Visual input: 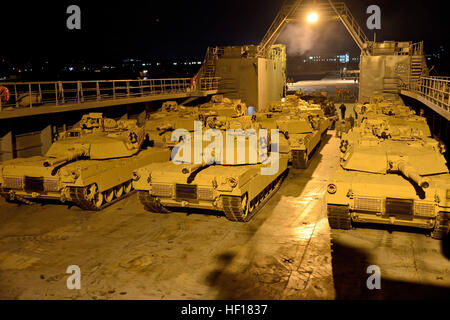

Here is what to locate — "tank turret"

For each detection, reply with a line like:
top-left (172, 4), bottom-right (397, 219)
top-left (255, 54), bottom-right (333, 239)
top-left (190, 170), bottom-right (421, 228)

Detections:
top-left (43, 149), bottom-right (87, 167)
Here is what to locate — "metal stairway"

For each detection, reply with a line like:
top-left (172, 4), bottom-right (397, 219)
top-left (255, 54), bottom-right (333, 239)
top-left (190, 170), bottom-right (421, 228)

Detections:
top-left (258, 0), bottom-right (371, 56)
top-left (258, 0), bottom-right (302, 56)
top-left (410, 55), bottom-right (428, 89)
top-left (327, 1), bottom-right (370, 54)
top-left (197, 47), bottom-right (221, 78)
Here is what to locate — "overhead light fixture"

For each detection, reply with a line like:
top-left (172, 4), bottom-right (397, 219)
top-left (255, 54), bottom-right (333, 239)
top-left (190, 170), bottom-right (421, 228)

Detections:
top-left (307, 12), bottom-right (319, 23)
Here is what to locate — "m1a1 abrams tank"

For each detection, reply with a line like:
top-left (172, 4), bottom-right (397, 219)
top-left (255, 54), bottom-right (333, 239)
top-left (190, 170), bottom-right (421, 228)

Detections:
top-left (326, 121), bottom-right (450, 239)
top-left (255, 100), bottom-right (329, 169)
top-left (145, 101), bottom-right (199, 148)
top-left (144, 97), bottom-right (247, 148)
top-left (198, 94), bottom-right (247, 118)
top-left (355, 96), bottom-right (414, 121)
top-left (133, 116), bottom-right (289, 222)
top-left (295, 90), bottom-right (338, 129)
top-left (0, 113), bottom-right (171, 210)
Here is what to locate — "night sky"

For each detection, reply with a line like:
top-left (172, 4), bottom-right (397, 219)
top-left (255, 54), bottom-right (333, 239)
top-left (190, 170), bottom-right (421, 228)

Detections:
top-left (1, 0), bottom-right (448, 63)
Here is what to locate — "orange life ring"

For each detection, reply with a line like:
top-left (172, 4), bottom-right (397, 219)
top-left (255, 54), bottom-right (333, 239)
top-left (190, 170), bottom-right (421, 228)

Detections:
top-left (0, 86), bottom-right (10, 105)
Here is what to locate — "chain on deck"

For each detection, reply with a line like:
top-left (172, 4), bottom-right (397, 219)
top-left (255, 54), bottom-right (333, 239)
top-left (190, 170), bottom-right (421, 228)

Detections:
top-left (0, 190), bottom-right (36, 205)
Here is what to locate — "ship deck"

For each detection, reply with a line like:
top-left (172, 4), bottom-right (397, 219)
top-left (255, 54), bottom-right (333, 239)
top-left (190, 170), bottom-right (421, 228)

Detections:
top-left (0, 131), bottom-right (449, 299)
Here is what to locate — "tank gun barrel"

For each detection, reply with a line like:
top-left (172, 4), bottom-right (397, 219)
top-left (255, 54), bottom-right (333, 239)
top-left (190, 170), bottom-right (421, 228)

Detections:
top-left (397, 161), bottom-right (430, 188)
top-left (43, 150), bottom-right (86, 167)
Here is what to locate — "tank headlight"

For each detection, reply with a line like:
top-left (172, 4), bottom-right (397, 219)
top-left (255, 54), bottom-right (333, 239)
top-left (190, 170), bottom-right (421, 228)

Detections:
top-left (132, 171), bottom-right (140, 181)
top-left (439, 143), bottom-right (446, 154)
top-left (228, 177), bottom-right (238, 188)
top-left (147, 173), bottom-right (152, 184)
top-left (327, 184), bottom-right (337, 194)
top-left (340, 140), bottom-right (348, 153)
top-left (71, 170), bottom-right (79, 179)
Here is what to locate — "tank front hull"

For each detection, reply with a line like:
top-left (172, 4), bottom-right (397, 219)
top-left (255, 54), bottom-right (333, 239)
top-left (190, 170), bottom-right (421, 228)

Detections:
top-left (135, 154), bottom-right (289, 221)
top-left (326, 167), bottom-right (450, 230)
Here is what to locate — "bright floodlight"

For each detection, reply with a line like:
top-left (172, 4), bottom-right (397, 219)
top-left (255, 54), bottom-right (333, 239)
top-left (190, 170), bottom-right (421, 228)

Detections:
top-left (307, 12), bottom-right (319, 23)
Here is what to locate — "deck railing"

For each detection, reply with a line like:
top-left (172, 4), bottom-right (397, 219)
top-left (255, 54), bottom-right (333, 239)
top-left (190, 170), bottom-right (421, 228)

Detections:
top-left (0, 77), bottom-right (220, 111)
top-left (401, 76), bottom-right (450, 114)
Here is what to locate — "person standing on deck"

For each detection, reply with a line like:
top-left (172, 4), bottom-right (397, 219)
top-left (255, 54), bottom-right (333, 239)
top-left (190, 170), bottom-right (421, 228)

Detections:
top-left (339, 103), bottom-right (346, 120)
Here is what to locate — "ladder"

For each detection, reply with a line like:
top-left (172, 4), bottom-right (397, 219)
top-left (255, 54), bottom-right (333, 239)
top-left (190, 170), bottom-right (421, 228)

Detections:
top-left (410, 56), bottom-right (428, 89)
top-left (408, 42), bottom-right (429, 89)
top-left (197, 47), bottom-right (221, 78)
top-left (258, 0), bottom-right (302, 56)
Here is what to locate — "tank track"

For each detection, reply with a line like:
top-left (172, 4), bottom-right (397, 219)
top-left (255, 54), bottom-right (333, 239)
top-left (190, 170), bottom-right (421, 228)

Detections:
top-left (137, 191), bottom-right (170, 213)
top-left (222, 169), bottom-right (288, 222)
top-left (291, 130), bottom-right (327, 169)
top-left (431, 212), bottom-right (449, 240)
top-left (68, 183), bottom-right (135, 211)
top-left (291, 150), bottom-right (309, 169)
top-left (327, 204), bottom-right (352, 230)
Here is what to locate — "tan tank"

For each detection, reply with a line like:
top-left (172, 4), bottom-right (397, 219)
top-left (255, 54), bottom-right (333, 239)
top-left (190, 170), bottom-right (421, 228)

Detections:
top-left (0, 113), bottom-right (171, 210)
top-left (355, 96), bottom-right (415, 122)
top-left (145, 96), bottom-right (248, 148)
top-left (326, 118), bottom-right (450, 239)
top-left (133, 116), bottom-right (289, 222)
top-left (145, 101), bottom-right (199, 148)
top-left (295, 90), bottom-right (339, 128)
top-left (255, 100), bottom-right (329, 168)
top-left (198, 94), bottom-right (248, 118)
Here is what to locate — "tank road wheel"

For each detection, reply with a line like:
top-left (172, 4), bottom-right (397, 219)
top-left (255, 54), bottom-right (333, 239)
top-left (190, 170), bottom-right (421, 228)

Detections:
top-left (83, 184), bottom-right (104, 209)
top-left (92, 192), bottom-right (104, 209)
top-left (123, 180), bottom-right (133, 194)
top-left (114, 185), bottom-right (124, 198)
top-left (327, 204), bottom-right (351, 230)
top-left (104, 188), bottom-right (115, 203)
top-left (431, 212), bottom-right (449, 240)
top-left (292, 150), bottom-right (309, 169)
top-left (84, 184), bottom-right (104, 209)
top-left (138, 191), bottom-right (170, 213)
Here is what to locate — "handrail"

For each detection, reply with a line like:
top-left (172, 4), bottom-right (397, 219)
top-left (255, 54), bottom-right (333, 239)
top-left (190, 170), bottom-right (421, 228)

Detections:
top-left (0, 77), bottom-right (220, 111)
top-left (400, 76), bottom-right (450, 114)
